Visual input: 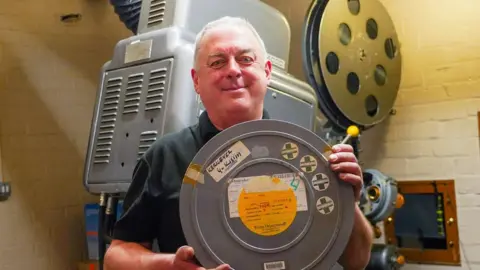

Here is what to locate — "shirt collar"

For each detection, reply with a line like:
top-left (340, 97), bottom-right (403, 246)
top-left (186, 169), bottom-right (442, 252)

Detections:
top-left (198, 109), bottom-right (270, 143)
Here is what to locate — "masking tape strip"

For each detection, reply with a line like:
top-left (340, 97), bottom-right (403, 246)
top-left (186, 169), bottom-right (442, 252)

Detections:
top-left (322, 146), bottom-right (333, 158)
top-left (183, 163), bottom-right (205, 186)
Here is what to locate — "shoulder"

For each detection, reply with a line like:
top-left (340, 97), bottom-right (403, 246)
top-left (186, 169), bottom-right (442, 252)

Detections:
top-left (142, 125), bottom-right (199, 168)
top-left (146, 125), bottom-right (198, 156)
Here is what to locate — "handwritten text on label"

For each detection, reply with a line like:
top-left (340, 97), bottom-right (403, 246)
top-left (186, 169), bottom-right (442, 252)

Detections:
top-left (207, 141), bottom-right (251, 182)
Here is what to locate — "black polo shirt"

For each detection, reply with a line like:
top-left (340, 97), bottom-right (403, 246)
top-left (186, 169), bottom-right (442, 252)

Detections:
top-left (112, 109), bottom-right (270, 253)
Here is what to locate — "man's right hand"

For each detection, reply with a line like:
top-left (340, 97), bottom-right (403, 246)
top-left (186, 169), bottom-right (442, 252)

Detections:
top-left (104, 240), bottom-right (232, 270)
top-left (173, 246), bottom-right (232, 270)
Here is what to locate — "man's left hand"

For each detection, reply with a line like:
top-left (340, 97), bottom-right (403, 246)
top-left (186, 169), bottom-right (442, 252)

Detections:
top-left (328, 144), bottom-right (363, 201)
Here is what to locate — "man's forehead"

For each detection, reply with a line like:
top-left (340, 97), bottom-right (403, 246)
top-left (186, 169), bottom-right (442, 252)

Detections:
top-left (207, 47), bottom-right (254, 57)
top-left (199, 26), bottom-right (259, 54)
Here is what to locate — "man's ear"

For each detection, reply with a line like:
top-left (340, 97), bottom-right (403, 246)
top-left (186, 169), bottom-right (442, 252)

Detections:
top-left (264, 60), bottom-right (272, 81)
top-left (191, 68), bottom-right (200, 94)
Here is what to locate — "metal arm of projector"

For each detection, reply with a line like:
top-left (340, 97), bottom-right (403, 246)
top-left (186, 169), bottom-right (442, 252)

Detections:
top-left (351, 137), bottom-right (360, 161)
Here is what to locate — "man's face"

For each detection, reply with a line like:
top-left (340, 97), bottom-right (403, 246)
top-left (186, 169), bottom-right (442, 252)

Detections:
top-left (191, 25), bottom-right (272, 124)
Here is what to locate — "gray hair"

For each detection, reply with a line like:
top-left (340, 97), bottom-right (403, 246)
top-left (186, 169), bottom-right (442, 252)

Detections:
top-left (193, 16), bottom-right (268, 69)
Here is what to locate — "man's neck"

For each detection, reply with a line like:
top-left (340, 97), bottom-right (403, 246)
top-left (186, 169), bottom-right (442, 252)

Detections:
top-left (209, 108), bottom-right (263, 131)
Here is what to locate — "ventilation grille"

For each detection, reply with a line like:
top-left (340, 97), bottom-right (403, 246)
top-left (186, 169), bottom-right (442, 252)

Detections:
top-left (146, 68), bottom-right (166, 111)
top-left (138, 131), bottom-right (158, 159)
top-left (94, 77), bottom-right (122, 164)
top-left (147, 0), bottom-right (166, 28)
top-left (123, 73), bottom-right (144, 115)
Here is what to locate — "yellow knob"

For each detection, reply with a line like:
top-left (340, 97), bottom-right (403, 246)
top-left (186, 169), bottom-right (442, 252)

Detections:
top-left (346, 125), bottom-right (360, 137)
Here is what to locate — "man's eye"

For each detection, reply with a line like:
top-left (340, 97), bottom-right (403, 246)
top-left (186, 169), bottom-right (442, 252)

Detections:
top-left (239, 56), bottom-right (253, 63)
top-left (210, 60), bottom-right (225, 68)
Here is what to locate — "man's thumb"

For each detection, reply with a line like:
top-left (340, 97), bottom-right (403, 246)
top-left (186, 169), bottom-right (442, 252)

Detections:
top-left (176, 245), bottom-right (195, 261)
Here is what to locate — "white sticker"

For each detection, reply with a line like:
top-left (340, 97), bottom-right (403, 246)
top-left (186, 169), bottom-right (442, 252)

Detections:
top-left (124, 39), bottom-right (152, 64)
top-left (264, 261), bottom-right (286, 270)
top-left (312, 173), bottom-right (330, 192)
top-left (299, 155), bottom-right (318, 173)
top-left (228, 172), bottom-right (308, 218)
top-left (206, 141), bottom-right (251, 182)
top-left (316, 196), bottom-right (335, 215)
top-left (281, 142), bottom-right (299, 160)
top-left (266, 53), bottom-right (286, 69)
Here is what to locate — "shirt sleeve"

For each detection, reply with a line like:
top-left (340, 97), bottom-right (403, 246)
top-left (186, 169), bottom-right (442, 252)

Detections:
top-left (112, 157), bottom-right (162, 243)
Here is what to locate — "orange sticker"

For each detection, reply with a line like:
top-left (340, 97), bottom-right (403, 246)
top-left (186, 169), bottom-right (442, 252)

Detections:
top-left (323, 146), bottom-right (333, 158)
top-left (238, 178), bottom-right (297, 236)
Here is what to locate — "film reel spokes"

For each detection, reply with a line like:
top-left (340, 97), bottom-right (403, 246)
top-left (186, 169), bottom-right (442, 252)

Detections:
top-left (303, 0), bottom-right (402, 132)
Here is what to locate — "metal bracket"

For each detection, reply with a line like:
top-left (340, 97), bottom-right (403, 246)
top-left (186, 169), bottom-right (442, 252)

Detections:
top-left (0, 182), bottom-right (11, 201)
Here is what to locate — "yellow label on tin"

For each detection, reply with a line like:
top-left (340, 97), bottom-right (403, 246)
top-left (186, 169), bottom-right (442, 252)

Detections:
top-left (238, 176), bottom-right (297, 236)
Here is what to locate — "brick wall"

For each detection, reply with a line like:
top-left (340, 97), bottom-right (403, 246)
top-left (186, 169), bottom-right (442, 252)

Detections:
top-left (0, 1), bottom-right (130, 269)
top-left (361, 0), bottom-right (480, 268)
top-left (264, 0), bottom-right (480, 269)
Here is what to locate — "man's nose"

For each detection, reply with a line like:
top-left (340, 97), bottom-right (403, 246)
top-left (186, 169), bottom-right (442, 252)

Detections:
top-left (226, 59), bottom-right (241, 78)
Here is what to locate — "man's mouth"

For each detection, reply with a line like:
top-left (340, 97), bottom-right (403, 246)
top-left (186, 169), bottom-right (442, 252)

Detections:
top-left (222, 86), bottom-right (246, 91)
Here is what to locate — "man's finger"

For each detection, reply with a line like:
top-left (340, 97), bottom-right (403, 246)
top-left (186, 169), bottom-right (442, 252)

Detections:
top-left (338, 173), bottom-right (362, 200)
top-left (214, 264), bottom-right (233, 270)
top-left (331, 144), bottom-right (353, 153)
top-left (338, 172), bottom-right (362, 186)
top-left (330, 162), bottom-right (361, 175)
top-left (176, 246), bottom-right (195, 261)
top-left (328, 152), bottom-right (357, 163)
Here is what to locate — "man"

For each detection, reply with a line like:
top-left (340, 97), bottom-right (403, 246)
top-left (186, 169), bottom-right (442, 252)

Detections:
top-left (104, 16), bottom-right (373, 270)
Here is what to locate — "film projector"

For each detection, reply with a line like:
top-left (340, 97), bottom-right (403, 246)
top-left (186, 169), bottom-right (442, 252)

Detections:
top-left (83, 0), bottom-right (406, 269)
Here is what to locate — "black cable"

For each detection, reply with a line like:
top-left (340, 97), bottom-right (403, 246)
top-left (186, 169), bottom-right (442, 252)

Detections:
top-left (104, 195), bottom-right (119, 245)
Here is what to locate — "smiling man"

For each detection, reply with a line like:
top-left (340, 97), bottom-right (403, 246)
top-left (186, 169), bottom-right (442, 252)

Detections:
top-left (104, 16), bottom-right (373, 270)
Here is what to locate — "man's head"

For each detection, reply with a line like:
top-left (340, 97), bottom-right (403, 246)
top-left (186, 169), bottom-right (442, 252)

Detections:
top-left (191, 16), bottom-right (272, 130)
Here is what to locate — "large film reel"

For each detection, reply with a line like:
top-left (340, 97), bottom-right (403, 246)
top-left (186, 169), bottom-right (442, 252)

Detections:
top-left (179, 119), bottom-right (355, 269)
top-left (303, 0), bottom-right (402, 132)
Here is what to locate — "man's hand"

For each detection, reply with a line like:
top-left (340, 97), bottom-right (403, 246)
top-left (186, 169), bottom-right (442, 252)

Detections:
top-left (327, 144), bottom-right (373, 269)
top-left (173, 246), bottom-right (232, 270)
top-left (328, 144), bottom-right (363, 201)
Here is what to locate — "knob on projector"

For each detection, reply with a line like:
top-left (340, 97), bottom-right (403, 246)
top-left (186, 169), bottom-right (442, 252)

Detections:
top-left (340, 125), bottom-right (360, 145)
top-left (347, 125), bottom-right (360, 137)
top-left (367, 244), bottom-right (405, 270)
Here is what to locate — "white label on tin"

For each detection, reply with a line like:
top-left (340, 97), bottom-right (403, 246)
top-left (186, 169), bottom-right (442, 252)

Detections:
top-left (264, 261), bottom-right (286, 270)
top-left (266, 53), bottom-right (286, 69)
top-left (206, 141), bottom-right (251, 182)
top-left (227, 172), bottom-right (308, 218)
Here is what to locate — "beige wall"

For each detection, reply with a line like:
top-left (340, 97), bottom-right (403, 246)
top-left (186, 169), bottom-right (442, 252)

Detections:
top-left (0, 0), bottom-right (130, 269)
top-left (365, 0), bottom-right (480, 268)
top-left (0, 0), bottom-right (479, 269)
top-left (264, 0), bottom-right (480, 269)
top-left (363, 1), bottom-right (480, 269)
